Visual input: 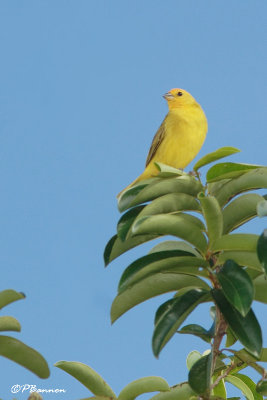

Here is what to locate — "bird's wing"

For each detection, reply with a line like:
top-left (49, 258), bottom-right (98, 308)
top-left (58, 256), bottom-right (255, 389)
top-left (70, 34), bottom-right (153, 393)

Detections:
top-left (145, 117), bottom-right (166, 166)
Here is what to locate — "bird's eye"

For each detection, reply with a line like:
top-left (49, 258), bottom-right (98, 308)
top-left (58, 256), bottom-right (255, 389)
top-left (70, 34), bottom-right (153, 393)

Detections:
top-left (177, 91), bottom-right (183, 96)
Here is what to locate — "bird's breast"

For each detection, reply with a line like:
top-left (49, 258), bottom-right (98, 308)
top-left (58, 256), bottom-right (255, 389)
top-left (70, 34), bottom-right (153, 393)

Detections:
top-left (157, 107), bottom-right (207, 169)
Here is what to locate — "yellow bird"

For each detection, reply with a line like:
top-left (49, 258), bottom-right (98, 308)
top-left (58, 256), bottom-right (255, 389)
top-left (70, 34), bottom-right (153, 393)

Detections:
top-left (118, 88), bottom-right (208, 197)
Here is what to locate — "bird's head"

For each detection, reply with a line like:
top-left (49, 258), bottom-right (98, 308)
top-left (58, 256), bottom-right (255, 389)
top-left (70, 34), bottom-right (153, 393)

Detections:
top-left (163, 88), bottom-right (197, 110)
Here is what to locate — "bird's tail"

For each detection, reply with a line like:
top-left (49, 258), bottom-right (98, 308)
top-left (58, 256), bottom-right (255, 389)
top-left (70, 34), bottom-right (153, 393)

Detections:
top-left (117, 163), bottom-right (159, 199)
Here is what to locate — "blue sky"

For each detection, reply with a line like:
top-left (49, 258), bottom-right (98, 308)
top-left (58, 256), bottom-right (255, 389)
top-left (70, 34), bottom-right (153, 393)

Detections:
top-left (0, 1), bottom-right (266, 399)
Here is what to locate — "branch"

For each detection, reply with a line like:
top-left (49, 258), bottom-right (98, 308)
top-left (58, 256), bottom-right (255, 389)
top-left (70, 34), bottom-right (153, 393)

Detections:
top-left (210, 362), bottom-right (236, 391)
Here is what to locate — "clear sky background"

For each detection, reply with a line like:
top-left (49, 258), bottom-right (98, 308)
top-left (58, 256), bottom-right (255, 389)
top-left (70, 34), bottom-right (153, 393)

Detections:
top-left (0, 1), bottom-right (266, 399)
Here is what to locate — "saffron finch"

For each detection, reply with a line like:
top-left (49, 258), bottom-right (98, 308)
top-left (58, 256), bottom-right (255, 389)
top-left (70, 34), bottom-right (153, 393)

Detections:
top-left (118, 88), bottom-right (208, 196)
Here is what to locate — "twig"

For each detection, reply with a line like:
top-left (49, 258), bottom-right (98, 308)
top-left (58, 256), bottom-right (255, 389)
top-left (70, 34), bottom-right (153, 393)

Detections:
top-left (210, 362), bottom-right (236, 391)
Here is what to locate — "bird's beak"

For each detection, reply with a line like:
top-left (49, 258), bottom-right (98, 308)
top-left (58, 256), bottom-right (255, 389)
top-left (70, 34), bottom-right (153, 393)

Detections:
top-left (163, 92), bottom-right (174, 100)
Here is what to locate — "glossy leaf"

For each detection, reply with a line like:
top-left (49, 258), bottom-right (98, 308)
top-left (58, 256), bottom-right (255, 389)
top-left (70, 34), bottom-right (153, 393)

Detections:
top-left (152, 289), bottom-right (209, 357)
top-left (132, 214), bottom-right (207, 254)
top-left (211, 375), bottom-right (227, 399)
top-left (232, 374), bottom-right (263, 400)
top-left (210, 168), bottom-right (267, 206)
top-left (104, 233), bottom-right (159, 266)
top-left (154, 299), bottom-right (176, 326)
top-left (0, 290), bottom-right (25, 310)
top-left (212, 289), bottom-right (262, 358)
top-left (111, 274), bottom-right (210, 323)
top-left (149, 240), bottom-right (200, 256)
top-left (256, 380), bottom-right (267, 395)
top-left (207, 162), bottom-right (261, 183)
top-left (117, 206), bottom-right (145, 241)
top-left (217, 260), bottom-right (254, 316)
top-left (79, 397), bottom-right (111, 400)
top-left (117, 377), bottom-right (169, 400)
top-left (186, 350), bottom-right (202, 370)
top-left (28, 394), bottom-right (43, 400)
top-left (257, 229), bottom-right (267, 274)
top-left (211, 233), bottom-right (259, 253)
top-left (253, 273), bottom-right (267, 304)
top-left (0, 316), bottom-right (21, 332)
top-left (257, 199), bottom-right (267, 217)
top-left (218, 251), bottom-right (262, 271)
top-left (224, 375), bottom-right (253, 400)
top-left (0, 336), bottom-right (49, 378)
top-left (118, 178), bottom-right (159, 212)
top-left (193, 147), bottom-right (240, 171)
top-left (198, 194), bottom-right (223, 246)
top-left (188, 353), bottom-right (212, 394)
top-left (55, 361), bottom-right (116, 397)
top-left (154, 162), bottom-right (185, 177)
top-left (225, 327), bottom-right (237, 347)
top-left (178, 324), bottom-right (212, 343)
top-left (149, 384), bottom-right (196, 400)
top-left (119, 176), bottom-right (203, 212)
top-left (134, 212), bottom-right (205, 233)
top-left (136, 193), bottom-right (201, 221)
top-left (118, 253), bottom-right (208, 293)
top-left (222, 193), bottom-right (264, 234)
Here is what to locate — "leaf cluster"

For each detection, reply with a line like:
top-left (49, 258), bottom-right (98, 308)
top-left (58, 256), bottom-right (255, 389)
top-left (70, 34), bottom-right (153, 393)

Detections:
top-left (101, 147), bottom-right (267, 398)
top-left (0, 289), bottom-right (49, 379)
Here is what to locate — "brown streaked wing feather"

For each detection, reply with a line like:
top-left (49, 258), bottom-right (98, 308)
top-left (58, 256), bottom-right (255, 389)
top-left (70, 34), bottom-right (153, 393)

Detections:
top-left (145, 117), bottom-right (166, 167)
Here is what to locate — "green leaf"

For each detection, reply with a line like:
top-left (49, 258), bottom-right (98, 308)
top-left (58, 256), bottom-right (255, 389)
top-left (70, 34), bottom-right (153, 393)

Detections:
top-left (149, 240), bottom-right (200, 256)
top-left (118, 178), bottom-right (159, 212)
top-left (232, 374), bottom-right (263, 400)
top-left (135, 193), bottom-right (201, 221)
top-left (118, 253), bottom-right (208, 293)
top-left (211, 375), bottom-right (227, 398)
top-left (79, 397), bottom-right (111, 400)
top-left (154, 162), bottom-right (185, 177)
top-left (225, 327), bottom-right (237, 347)
top-left (188, 353), bottom-right (212, 394)
top-left (257, 200), bottom-right (267, 217)
top-left (222, 193), bottom-right (264, 234)
top-left (226, 398), bottom-right (241, 400)
top-left (256, 379), bottom-right (267, 395)
top-left (0, 316), bottom-right (21, 332)
top-left (218, 251), bottom-right (262, 272)
top-left (117, 206), bottom-right (145, 241)
top-left (178, 324), bottom-right (212, 343)
top-left (0, 335), bottom-right (49, 378)
top-left (212, 289), bottom-right (262, 358)
top-left (207, 162), bottom-right (261, 183)
top-left (211, 233), bottom-right (259, 253)
top-left (193, 147), bottom-right (240, 171)
top-left (111, 274), bottom-right (210, 323)
top-left (186, 350), bottom-right (202, 370)
top-left (149, 384), bottom-right (196, 400)
top-left (28, 394), bottom-right (44, 400)
top-left (198, 194), bottom-right (223, 246)
top-left (104, 233), bottom-right (159, 266)
top-left (152, 289), bottom-right (210, 357)
top-left (55, 361), bottom-right (116, 398)
top-left (154, 299), bottom-right (176, 326)
top-left (224, 375), bottom-right (254, 400)
top-left (132, 214), bottom-right (208, 255)
top-left (257, 230), bottom-right (267, 274)
top-left (117, 377), bottom-right (169, 400)
top-left (260, 348), bottom-right (267, 361)
top-left (210, 168), bottom-right (267, 206)
top-left (217, 260), bottom-right (254, 316)
top-left (253, 273), bottom-right (267, 304)
top-left (118, 175), bottom-right (203, 212)
top-left (0, 290), bottom-right (25, 310)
